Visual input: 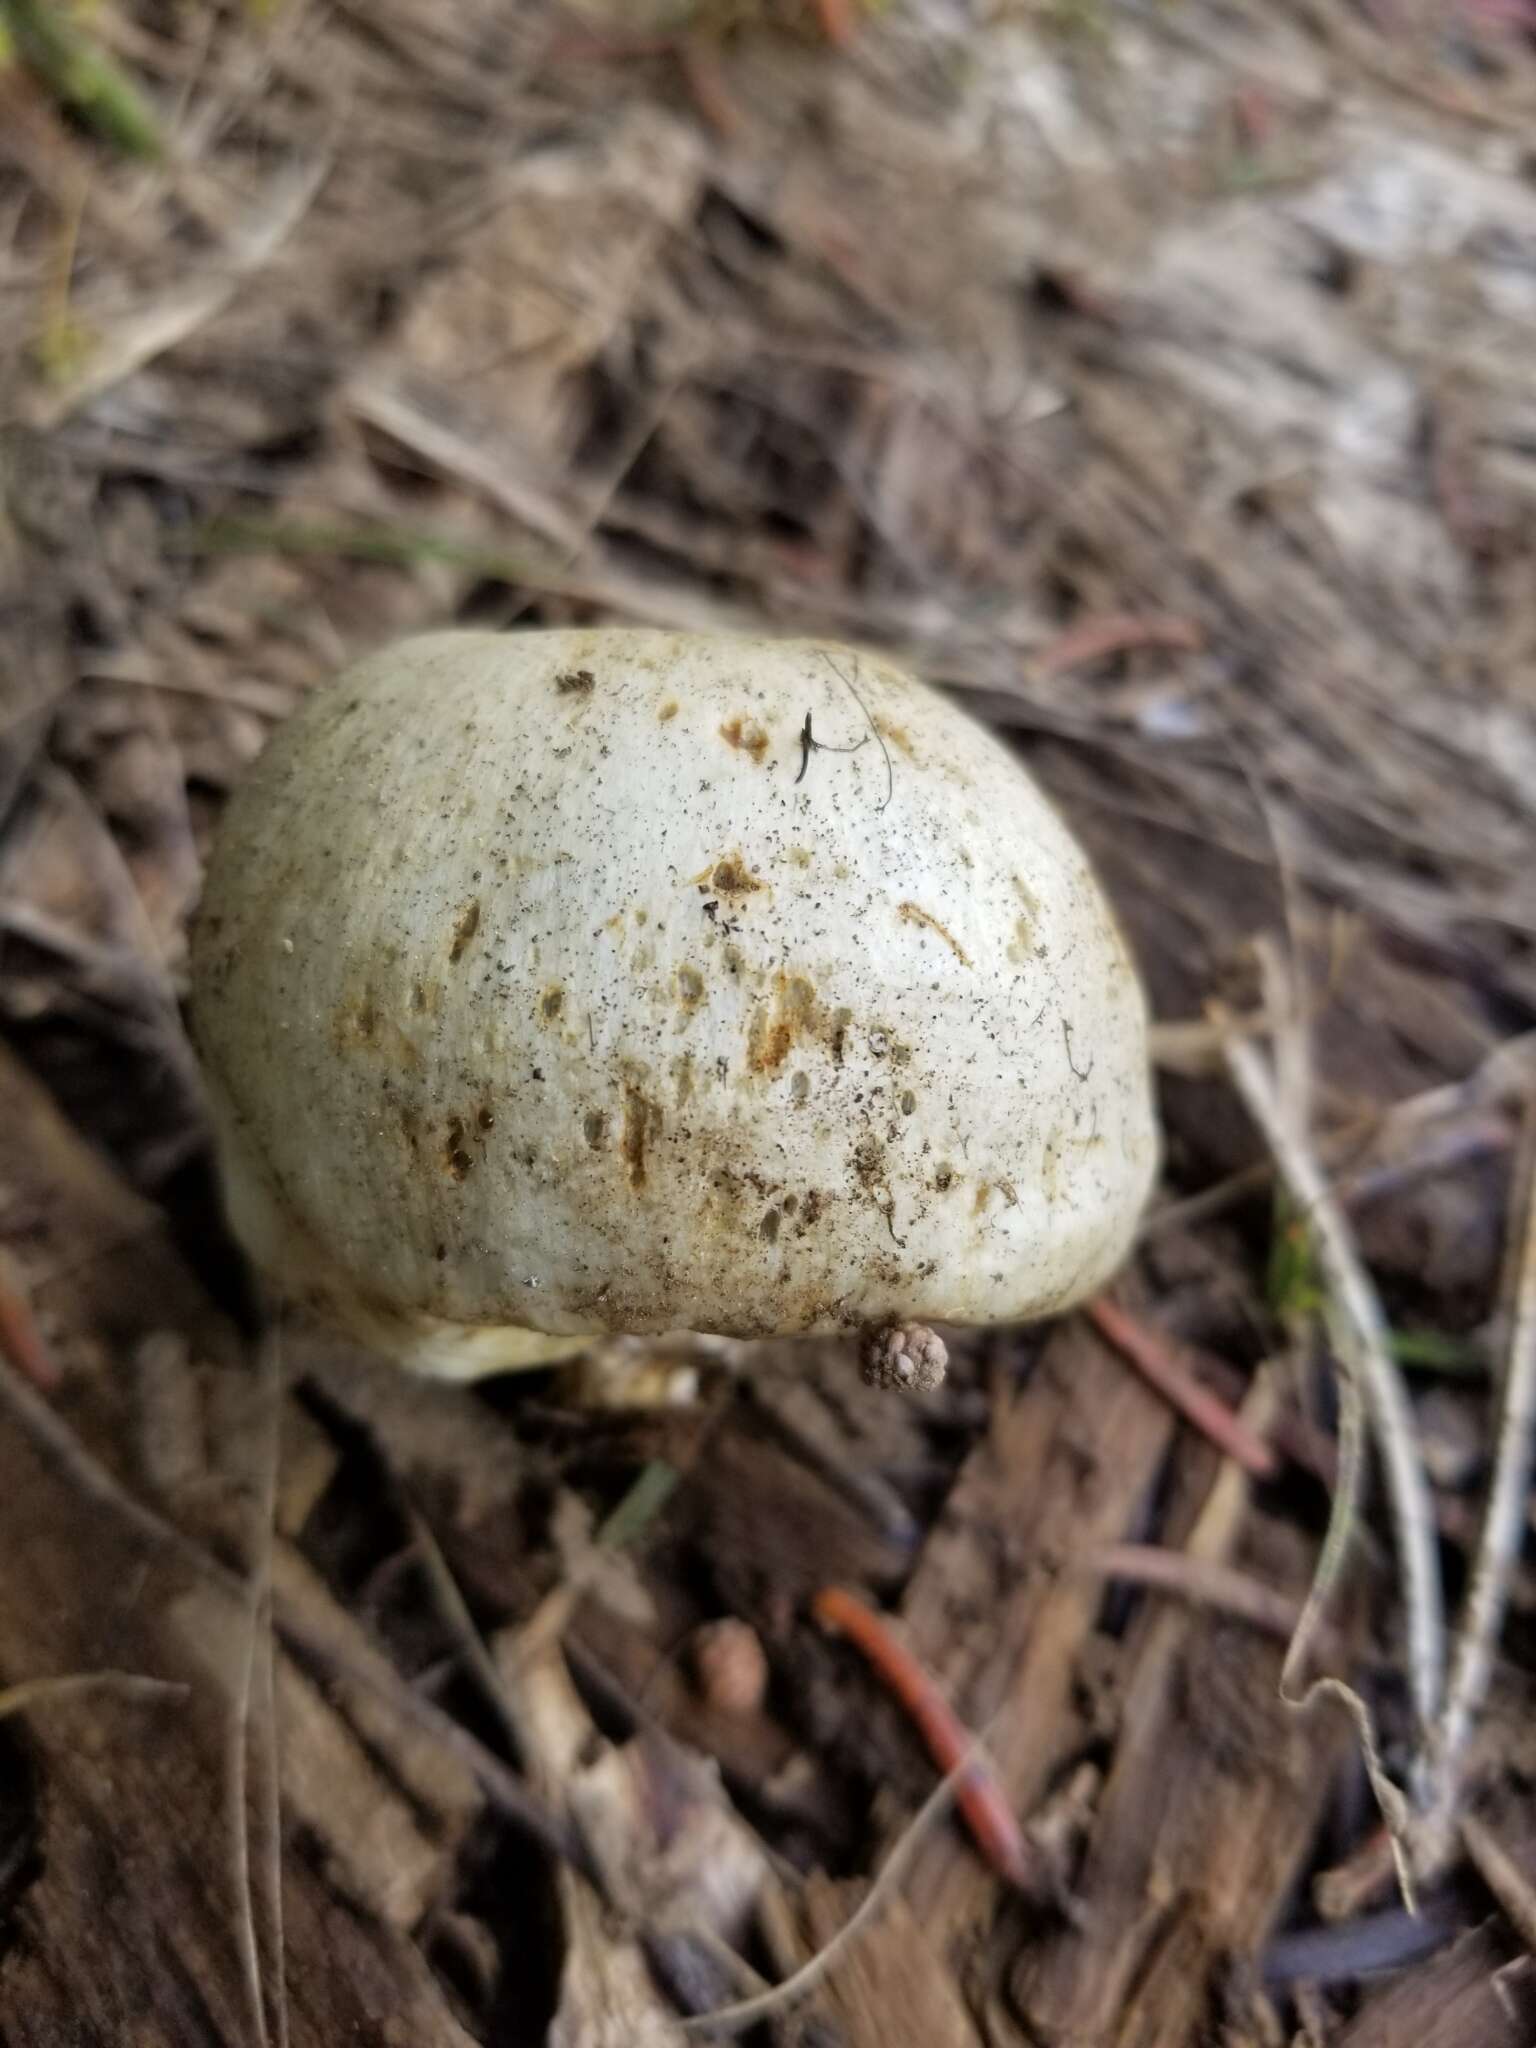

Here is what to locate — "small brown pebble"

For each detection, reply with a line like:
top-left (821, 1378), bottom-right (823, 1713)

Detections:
top-left (860, 1322), bottom-right (948, 1393)
top-left (692, 1618), bottom-right (770, 1715)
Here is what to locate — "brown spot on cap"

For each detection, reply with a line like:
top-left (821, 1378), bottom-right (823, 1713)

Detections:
top-left (540, 985), bottom-right (565, 1022)
top-left (720, 715), bottom-right (770, 764)
top-left (449, 899), bottom-right (481, 964)
top-left (556, 668), bottom-right (595, 696)
top-left (583, 1109), bottom-right (608, 1150)
top-left (693, 854), bottom-right (765, 901)
top-left (621, 1084), bottom-right (661, 1192)
top-left (676, 965), bottom-right (706, 1017)
top-left (658, 699), bottom-right (680, 722)
top-left (1013, 873), bottom-right (1043, 919)
top-left (898, 901), bottom-right (971, 967)
top-left (443, 1118), bottom-right (472, 1182)
top-left (332, 987), bottom-right (423, 1070)
top-left (1007, 915), bottom-right (1036, 966)
top-left (748, 973), bottom-right (819, 1076)
top-left (852, 1136), bottom-right (887, 1190)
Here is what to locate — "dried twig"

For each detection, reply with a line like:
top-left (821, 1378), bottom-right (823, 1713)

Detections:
top-left (1221, 1019), bottom-right (1445, 1744)
top-left (1084, 1296), bottom-right (1279, 1479)
top-left (404, 1496), bottom-right (523, 1755)
top-left (28, 150), bottom-right (332, 431)
top-left (1086, 1543), bottom-right (1313, 1647)
top-left (0, 1247), bottom-right (60, 1393)
top-left (1418, 1097), bottom-right (1536, 1859)
top-left (1280, 1354), bottom-right (1365, 1703)
top-left (0, 1348), bottom-right (220, 1580)
top-left (678, 1736), bottom-right (983, 2038)
top-left (257, 1348), bottom-right (289, 2048)
top-left (1029, 613), bottom-right (1203, 680)
top-left (1144, 1024), bottom-right (1533, 1242)
top-left (0, 1347), bottom-right (577, 1865)
top-left (1298, 1677), bottom-right (1418, 1909)
top-left (1313, 1824), bottom-right (1400, 1922)
top-left (812, 0), bottom-right (858, 44)
top-left (228, 1326), bottom-right (286, 2048)
top-left (281, 1621), bottom-right (577, 1864)
top-left (0, 1670), bottom-right (187, 1719)
top-left (1461, 1814), bottom-right (1536, 1955)
top-left (811, 1585), bottom-right (1036, 1892)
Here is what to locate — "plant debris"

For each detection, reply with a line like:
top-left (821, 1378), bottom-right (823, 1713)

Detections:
top-left (7, 0), bottom-right (1536, 2040)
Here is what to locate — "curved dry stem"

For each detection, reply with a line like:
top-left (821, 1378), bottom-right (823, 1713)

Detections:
top-left (1293, 1676), bottom-right (1416, 1910)
top-left (0, 1671), bottom-right (187, 1719)
top-left (1418, 1095), bottom-right (1536, 1861)
top-left (1281, 1359), bottom-right (1364, 1702)
top-left (678, 1752), bottom-right (972, 2039)
top-left (1221, 1024), bottom-right (1445, 1743)
top-left (228, 1323), bottom-right (286, 2048)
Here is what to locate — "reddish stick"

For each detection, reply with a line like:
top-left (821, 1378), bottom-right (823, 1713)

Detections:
top-left (813, 0), bottom-right (857, 42)
top-left (0, 1254), bottom-right (59, 1394)
top-left (1031, 613), bottom-right (1203, 679)
top-left (812, 1584), bottom-right (1035, 1891)
top-left (1085, 1296), bottom-right (1279, 1479)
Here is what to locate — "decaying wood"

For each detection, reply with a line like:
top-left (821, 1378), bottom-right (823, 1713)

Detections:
top-left (270, 1540), bottom-right (481, 1838)
top-left (11, 0), bottom-right (1536, 2031)
top-left (895, 1311), bottom-right (1178, 1951)
top-left (0, 1039), bottom-right (216, 1358)
top-left (1009, 1374), bottom-right (1347, 2045)
top-left (493, 1607), bottom-right (767, 2048)
top-left (690, 1417), bottom-right (915, 1626)
top-left (1014, 1514), bottom-right (1355, 2048)
top-left (1337, 1928), bottom-right (1536, 2048)
top-left (172, 1577), bottom-right (452, 1932)
top-left (0, 1046), bottom-right (484, 2040)
top-left (788, 1875), bottom-right (979, 2048)
top-left (0, 1380), bottom-right (478, 2047)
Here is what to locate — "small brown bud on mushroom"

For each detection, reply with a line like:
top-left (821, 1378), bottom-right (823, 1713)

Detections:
top-left (692, 1619), bottom-right (770, 1715)
top-left (861, 1322), bottom-right (949, 1393)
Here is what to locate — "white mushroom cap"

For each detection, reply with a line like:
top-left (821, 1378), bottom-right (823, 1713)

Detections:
top-left (190, 629), bottom-right (1156, 1377)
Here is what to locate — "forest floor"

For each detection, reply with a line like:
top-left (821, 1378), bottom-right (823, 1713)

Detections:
top-left (7, 1), bottom-right (1536, 2041)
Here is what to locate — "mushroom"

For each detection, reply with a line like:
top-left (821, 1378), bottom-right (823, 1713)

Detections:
top-left (189, 629), bottom-right (1156, 1380)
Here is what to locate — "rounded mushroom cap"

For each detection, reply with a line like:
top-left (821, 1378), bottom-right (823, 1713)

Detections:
top-left (191, 629), bottom-right (1156, 1373)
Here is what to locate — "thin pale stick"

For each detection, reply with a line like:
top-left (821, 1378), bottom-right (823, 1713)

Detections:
top-left (1222, 1025), bottom-right (1445, 1741)
top-left (678, 1741), bottom-right (981, 2038)
top-left (1281, 1360), bottom-right (1364, 1701)
top-left (0, 1671), bottom-right (187, 1718)
top-left (1087, 1543), bottom-right (1309, 1646)
top-left (404, 1496), bottom-right (524, 1755)
top-left (1421, 1096), bottom-right (1536, 1850)
top-left (228, 1325), bottom-right (285, 2048)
